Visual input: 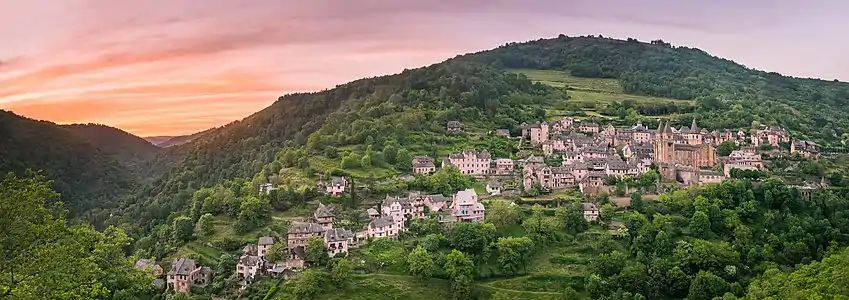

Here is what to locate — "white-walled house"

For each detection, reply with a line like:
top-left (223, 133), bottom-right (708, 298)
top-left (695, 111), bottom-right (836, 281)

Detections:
top-left (486, 181), bottom-right (503, 195)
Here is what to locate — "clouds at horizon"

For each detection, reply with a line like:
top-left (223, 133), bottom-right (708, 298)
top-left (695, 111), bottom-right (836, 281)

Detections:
top-left (1, 0), bottom-right (847, 136)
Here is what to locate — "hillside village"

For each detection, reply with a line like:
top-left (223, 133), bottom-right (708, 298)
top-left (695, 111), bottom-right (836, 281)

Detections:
top-left (150, 112), bottom-right (831, 296)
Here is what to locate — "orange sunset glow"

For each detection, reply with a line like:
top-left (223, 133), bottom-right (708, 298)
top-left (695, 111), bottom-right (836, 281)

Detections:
top-left (2, 0), bottom-right (847, 136)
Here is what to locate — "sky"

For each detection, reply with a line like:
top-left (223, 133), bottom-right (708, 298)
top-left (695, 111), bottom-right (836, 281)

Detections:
top-left (1, 0), bottom-right (847, 137)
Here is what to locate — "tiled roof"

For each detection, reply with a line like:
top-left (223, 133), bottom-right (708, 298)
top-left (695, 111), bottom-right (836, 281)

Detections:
top-left (314, 202), bottom-right (334, 218)
top-left (581, 202), bottom-right (598, 211)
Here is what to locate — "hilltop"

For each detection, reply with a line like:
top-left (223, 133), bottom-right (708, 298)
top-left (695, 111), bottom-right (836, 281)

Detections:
top-left (0, 111), bottom-right (140, 221)
top-left (63, 123), bottom-right (162, 170)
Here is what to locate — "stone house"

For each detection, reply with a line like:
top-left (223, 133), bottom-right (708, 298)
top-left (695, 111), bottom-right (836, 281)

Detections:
top-left (412, 156), bottom-right (437, 175)
top-left (448, 150), bottom-right (492, 175)
top-left (314, 202), bottom-right (334, 230)
top-left (286, 222), bottom-right (325, 250)
top-left (581, 203), bottom-right (599, 222)
top-left (382, 193), bottom-right (426, 222)
top-left (727, 150), bottom-right (764, 169)
top-left (791, 140), bottom-right (819, 157)
top-left (523, 122), bottom-right (550, 145)
top-left (134, 259), bottom-right (163, 277)
top-left (368, 216), bottom-right (400, 239)
top-left (324, 228), bottom-right (354, 257)
top-left (698, 170), bottom-right (725, 184)
top-left (493, 158), bottom-right (515, 175)
top-left (486, 181), bottom-right (503, 195)
top-left (578, 122), bottom-right (600, 134)
top-left (257, 236), bottom-right (274, 258)
top-left (326, 177), bottom-right (348, 197)
top-left (167, 258), bottom-right (212, 294)
top-left (579, 174), bottom-right (605, 196)
top-left (447, 121), bottom-right (464, 133)
top-left (236, 254), bottom-right (262, 284)
top-left (423, 194), bottom-right (451, 212)
top-left (367, 208), bottom-right (381, 220)
top-left (551, 117), bottom-right (574, 132)
top-left (495, 129), bottom-right (511, 138)
top-left (451, 189), bottom-right (485, 222)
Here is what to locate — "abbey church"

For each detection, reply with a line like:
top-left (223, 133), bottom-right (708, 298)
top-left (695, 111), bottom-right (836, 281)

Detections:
top-left (653, 119), bottom-right (719, 184)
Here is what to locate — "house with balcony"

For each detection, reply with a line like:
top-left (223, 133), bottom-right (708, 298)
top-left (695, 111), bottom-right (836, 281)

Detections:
top-left (324, 227), bottom-right (354, 257)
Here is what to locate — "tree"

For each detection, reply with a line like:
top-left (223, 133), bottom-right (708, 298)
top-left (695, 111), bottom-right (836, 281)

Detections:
top-left (329, 258), bottom-right (353, 286)
top-left (395, 148), bottom-right (413, 171)
top-left (196, 213), bottom-right (214, 236)
top-left (444, 249), bottom-right (474, 280)
top-left (448, 222), bottom-right (497, 255)
top-left (717, 141), bottom-right (739, 156)
top-left (688, 271), bottom-right (729, 300)
top-left (172, 216), bottom-right (194, 242)
top-left (234, 196), bottom-right (270, 234)
top-left (291, 268), bottom-right (327, 299)
top-left (689, 211), bottom-right (711, 237)
top-left (629, 193), bottom-right (644, 212)
top-left (383, 143), bottom-right (399, 164)
top-left (265, 242), bottom-right (287, 263)
top-left (1, 172), bottom-right (152, 299)
top-left (601, 203), bottom-right (616, 223)
top-left (360, 154), bottom-right (372, 168)
top-left (444, 249), bottom-right (474, 300)
top-left (562, 203), bottom-right (588, 234)
top-left (341, 153), bottom-right (360, 169)
top-left (485, 199), bottom-right (521, 230)
top-left (305, 236), bottom-right (329, 266)
top-left (407, 245), bottom-right (435, 278)
top-left (495, 237), bottom-right (534, 274)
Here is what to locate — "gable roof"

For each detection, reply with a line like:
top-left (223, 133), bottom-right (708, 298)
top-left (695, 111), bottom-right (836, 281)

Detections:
top-left (370, 216), bottom-right (395, 228)
top-left (258, 236), bottom-right (274, 246)
top-left (324, 228), bottom-right (354, 242)
top-left (314, 202), bottom-right (334, 218)
top-left (168, 258), bottom-right (197, 276)
top-left (287, 222), bottom-right (326, 234)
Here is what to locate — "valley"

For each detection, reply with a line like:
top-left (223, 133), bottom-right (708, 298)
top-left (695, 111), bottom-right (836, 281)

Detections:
top-left (4, 35), bottom-right (849, 300)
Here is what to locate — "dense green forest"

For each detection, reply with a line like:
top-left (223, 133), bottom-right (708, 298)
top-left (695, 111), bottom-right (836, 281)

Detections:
top-left (0, 111), bottom-right (140, 221)
top-left (64, 123), bottom-right (162, 171)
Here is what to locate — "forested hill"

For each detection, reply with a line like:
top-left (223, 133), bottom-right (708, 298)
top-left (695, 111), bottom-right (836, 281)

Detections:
top-left (120, 61), bottom-right (558, 227)
top-left (63, 123), bottom-right (162, 170)
top-left (0, 111), bottom-right (138, 220)
top-left (463, 35), bottom-right (849, 146)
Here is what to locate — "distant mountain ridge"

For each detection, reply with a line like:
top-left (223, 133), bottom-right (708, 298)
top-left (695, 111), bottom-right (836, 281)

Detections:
top-left (144, 136), bottom-right (174, 146)
top-left (145, 130), bottom-right (207, 147)
top-left (63, 123), bottom-right (162, 170)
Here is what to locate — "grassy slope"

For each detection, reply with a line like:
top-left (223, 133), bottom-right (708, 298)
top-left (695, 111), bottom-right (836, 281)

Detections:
top-left (510, 69), bottom-right (693, 120)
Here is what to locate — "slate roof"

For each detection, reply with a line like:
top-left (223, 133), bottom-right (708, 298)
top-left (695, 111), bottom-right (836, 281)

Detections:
top-left (582, 203), bottom-right (598, 211)
top-left (287, 222), bottom-right (326, 234)
top-left (370, 216), bottom-right (395, 228)
top-left (324, 228), bottom-right (354, 242)
top-left (367, 208), bottom-right (380, 216)
top-left (426, 194), bottom-right (450, 203)
top-left (331, 177), bottom-right (347, 186)
top-left (447, 121), bottom-right (463, 128)
top-left (412, 156), bottom-right (436, 168)
top-left (134, 259), bottom-right (156, 270)
top-left (258, 236), bottom-right (274, 246)
top-left (239, 255), bottom-right (262, 267)
top-left (487, 181), bottom-right (503, 188)
top-left (168, 258), bottom-right (197, 276)
top-left (314, 202), bottom-right (334, 218)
